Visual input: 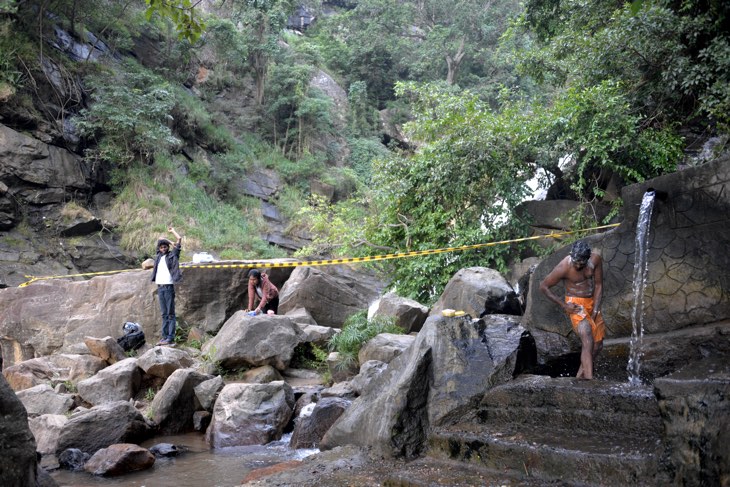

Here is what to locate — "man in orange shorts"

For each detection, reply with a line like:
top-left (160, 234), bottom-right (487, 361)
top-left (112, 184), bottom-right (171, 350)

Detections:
top-left (540, 241), bottom-right (606, 379)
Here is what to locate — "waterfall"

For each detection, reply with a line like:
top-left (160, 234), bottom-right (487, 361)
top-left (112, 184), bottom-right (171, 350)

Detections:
top-left (627, 190), bottom-right (655, 385)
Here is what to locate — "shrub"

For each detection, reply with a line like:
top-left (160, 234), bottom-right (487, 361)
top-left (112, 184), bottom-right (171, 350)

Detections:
top-left (328, 311), bottom-right (404, 368)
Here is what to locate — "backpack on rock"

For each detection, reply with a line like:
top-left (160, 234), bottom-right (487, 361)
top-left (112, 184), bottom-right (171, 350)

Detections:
top-left (117, 322), bottom-right (146, 351)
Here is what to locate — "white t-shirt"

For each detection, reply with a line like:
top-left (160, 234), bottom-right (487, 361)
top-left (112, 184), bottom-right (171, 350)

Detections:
top-left (155, 256), bottom-right (173, 285)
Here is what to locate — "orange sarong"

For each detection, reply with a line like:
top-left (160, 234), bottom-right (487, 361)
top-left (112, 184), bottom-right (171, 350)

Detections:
top-left (565, 296), bottom-right (605, 342)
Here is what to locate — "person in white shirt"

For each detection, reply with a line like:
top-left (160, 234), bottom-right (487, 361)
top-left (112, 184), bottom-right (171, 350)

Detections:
top-left (150, 227), bottom-right (182, 346)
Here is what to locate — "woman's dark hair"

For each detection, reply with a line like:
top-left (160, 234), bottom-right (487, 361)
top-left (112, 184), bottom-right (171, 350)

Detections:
top-left (247, 269), bottom-right (261, 280)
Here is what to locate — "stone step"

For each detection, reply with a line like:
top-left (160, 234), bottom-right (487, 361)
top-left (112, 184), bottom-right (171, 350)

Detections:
top-left (382, 457), bottom-right (560, 487)
top-left (429, 422), bottom-right (665, 486)
top-left (474, 375), bottom-right (662, 438)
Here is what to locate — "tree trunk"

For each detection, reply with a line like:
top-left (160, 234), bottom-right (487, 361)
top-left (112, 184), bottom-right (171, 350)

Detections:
top-left (446, 39), bottom-right (466, 85)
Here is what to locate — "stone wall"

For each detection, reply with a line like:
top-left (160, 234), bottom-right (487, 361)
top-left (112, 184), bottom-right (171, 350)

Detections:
top-left (524, 156), bottom-right (730, 340)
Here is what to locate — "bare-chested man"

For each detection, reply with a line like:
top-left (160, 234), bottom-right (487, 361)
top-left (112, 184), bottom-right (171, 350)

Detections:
top-left (539, 240), bottom-right (605, 379)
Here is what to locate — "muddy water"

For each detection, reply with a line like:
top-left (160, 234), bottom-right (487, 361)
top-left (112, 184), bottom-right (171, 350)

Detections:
top-left (50, 432), bottom-right (318, 487)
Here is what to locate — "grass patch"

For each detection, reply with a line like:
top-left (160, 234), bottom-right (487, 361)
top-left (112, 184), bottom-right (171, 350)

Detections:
top-left (110, 155), bottom-right (286, 260)
top-left (328, 311), bottom-right (404, 369)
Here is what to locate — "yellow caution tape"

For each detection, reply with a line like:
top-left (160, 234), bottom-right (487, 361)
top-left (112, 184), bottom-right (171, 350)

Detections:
top-left (17, 223), bottom-right (619, 287)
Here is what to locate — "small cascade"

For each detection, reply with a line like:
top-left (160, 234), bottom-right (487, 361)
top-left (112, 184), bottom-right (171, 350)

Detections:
top-left (627, 190), bottom-right (656, 385)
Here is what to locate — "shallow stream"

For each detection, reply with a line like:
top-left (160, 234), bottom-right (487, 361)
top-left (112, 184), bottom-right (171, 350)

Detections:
top-left (50, 432), bottom-right (317, 487)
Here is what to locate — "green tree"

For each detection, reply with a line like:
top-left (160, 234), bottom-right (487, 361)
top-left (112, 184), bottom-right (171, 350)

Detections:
top-left (364, 82), bottom-right (534, 302)
top-left (515, 0), bottom-right (730, 132)
top-left (231, 0), bottom-right (295, 106)
top-left (76, 61), bottom-right (180, 168)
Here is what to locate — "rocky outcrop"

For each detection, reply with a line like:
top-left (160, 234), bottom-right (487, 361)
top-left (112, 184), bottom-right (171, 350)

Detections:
top-left (320, 313), bottom-right (529, 458)
top-left (0, 374), bottom-right (39, 486)
top-left (205, 381), bottom-right (295, 448)
top-left (369, 292), bottom-right (429, 333)
top-left (202, 313), bottom-right (302, 370)
top-left (148, 368), bottom-right (214, 435)
top-left (431, 267), bottom-right (522, 318)
top-left (278, 265), bottom-right (386, 328)
top-left (55, 401), bottom-right (152, 456)
top-left (358, 333), bottom-right (415, 364)
top-left (290, 397), bottom-right (351, 449)
top-left (16, 384), bottom-right (74, 416)
top-left (84, 444), bottom-right (155, 476)
top-left (76, 358), bottom-right (142, 406)
top-left (0, 265), bottom-right (292, 368)
top-left (654, 357), bottom-right (730, 487)
top-left (29, 414), bottom-right (68, 455)
top-left (137, 346), bottom-right (194, 379)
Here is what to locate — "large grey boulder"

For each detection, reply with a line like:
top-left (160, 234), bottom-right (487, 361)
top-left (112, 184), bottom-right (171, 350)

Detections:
top-left (137, 346), bottom-right (194, 379)
top-left (431, 267), bottom-right (522, 318)
top-left (65, 354), bottom-right (108, 383)
top-left (173, 263), bottom-right (292, 335)
top-left (295, 323), bottom-right (339, 347)
top-left (76, 357), bottom-right (141, 406)
top-left (0, 123), bottom-right (94, 195)
top-left (320, 314), bottom-right (529, 458)
top-left (278, 265), bottom-right (386, 329)
top-left (148, 368), bottom-right (214, 434)
top-left (290, 397), bottom-right (351, 449)
top-left (194, 375), bottom-right (224, 412)
top-left (358, 333), bottom-right (415, 365)
top-left (55, 401), bottom-right (152, 456)
top-left (83, 336), bottom-right (126, 364)
top-left (350, 360), bottom-right (388, 396)
top-left (29, 414), bottom-right (68, 455)
top-left (16, 384), bottom-right (74, 416)
top-left (2, 357), bottom-right (64, 392)
top-left (84, 444), bottom-right (155, 476)
top-left (202, 312), bottom-right (301, 370)
top-left (0, 373), bottom-right (39, 486)
top-left (370, 292), bottom-right (429, 333)
top-left (205, 381), bottom-right (295, 448)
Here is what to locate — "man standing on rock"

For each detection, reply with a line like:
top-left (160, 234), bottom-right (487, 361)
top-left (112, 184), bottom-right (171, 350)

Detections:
top-left (539, 240), bottom-right (605, 379)
top-left (151, 227), bottom-right (182, 346)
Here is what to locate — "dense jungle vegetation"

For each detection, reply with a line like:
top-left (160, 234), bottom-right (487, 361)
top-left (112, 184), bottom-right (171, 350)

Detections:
top-left (1, 0), bottom-right (728, 302)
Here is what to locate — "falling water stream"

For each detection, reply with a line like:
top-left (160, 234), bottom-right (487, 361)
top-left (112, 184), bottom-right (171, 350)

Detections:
top-left (627, 190), bottom-right (656, 386)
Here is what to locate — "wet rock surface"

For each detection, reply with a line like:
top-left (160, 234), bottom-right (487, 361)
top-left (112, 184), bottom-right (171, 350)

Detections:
top-left (655, 356), bottom-right (730, 487)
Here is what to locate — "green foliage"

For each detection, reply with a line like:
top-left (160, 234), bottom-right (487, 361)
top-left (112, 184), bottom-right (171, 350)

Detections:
top-left (327, 311), bottom-right (404, 368)
top-left (365, 82), bottom-right (533, 301)
top-left (144, 387), bottom-right (156, 401)
top-left (172, 86), bottom-right (234, 152)
top-left (110, 156), bottom-right (285, 260)
top-left (264, 53), bottom-right (334, 159)
top-left (76, 60), bottom-right (179, 167)
top-left (347, 137), bottom-right (390, 184)
top-left (515, 0), bottom-right (730, 133)
top-left (61, 380), bottom-right (77, 393)
top-left (272, 153), bottom-right (327, 189)
top-left (206, 18), bottom-right (251, 75)
top-left (144, 0), bottom-right (206, 43)
top-left (290, 342), bottom-right (329, 370)
top-left (296, 194), bottom-right (369, 257)
top-left (0, 0), bottom-right (17, 14)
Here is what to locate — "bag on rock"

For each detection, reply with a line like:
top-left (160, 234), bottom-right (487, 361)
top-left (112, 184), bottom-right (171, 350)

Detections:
top-left (117, 321), bottom-right (146, 351)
